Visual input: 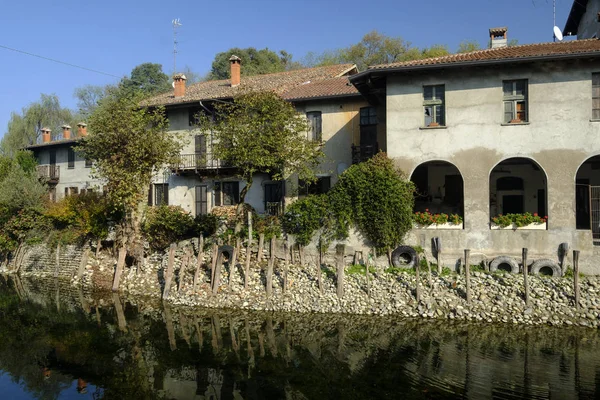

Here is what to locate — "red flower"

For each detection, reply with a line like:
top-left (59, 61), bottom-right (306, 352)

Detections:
top-left (533, 213), bottom-right (538, 217)
top-left (425, 209), bottom-right (429, 212)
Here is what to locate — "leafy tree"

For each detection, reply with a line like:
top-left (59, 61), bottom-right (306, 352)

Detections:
top-left (457, 40), bottom-right (482, 53)
top-left (0, 94), bottom-right (77, 156)
top-left (282, 194), bottom-right (328, 247)
top-left (120, 63), bottom-right (171, 96)
top-left (77, 87), bottom-right (182, 253)
top-left (180, 65), bottom-right (205, 84)
top-left (421, 44), bottom-right (451, 59)
top-left (74, 84), bottom-right (111, 117)
top-left (208, 48), bottom-right (297, 80)
top-left (0, 151), bottom-right (46, 213)
top-left (197, 91), bottom-right (323, 210)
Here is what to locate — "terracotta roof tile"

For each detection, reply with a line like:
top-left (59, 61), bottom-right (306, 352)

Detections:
top-left (368, 39), bottom-right (600, 70)
top-left (281, 77), bottom-right (360, 100)
top-left (143, 64), bottom-right (358, 106)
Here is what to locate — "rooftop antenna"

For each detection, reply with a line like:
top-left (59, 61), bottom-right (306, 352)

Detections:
top-left (553, 0), bottom-right (564, 41)
top-left (172, 18), bottom-right (182, 74)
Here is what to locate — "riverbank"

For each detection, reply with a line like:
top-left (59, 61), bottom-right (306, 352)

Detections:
top-left (4, 243), bottom-right (599, 329)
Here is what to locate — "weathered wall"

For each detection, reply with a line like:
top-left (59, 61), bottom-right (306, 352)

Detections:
top-left (386, 59), bottom-right (600, 273)
top-left (4, 244), bottom-right (83, 279)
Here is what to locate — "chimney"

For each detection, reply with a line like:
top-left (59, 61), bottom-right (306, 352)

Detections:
top-left (173, 73), bottom-right (187, 97)
top-left (229, 55), bottom-right (241, 87)
top-left (62, 125), bottom-right (71, 140)
top-left (41, 128), bottom-right (51, 143)
top-left (489, 27), bottom-right (508, 49)
top-left (77, 122), bottom-right (87, 137)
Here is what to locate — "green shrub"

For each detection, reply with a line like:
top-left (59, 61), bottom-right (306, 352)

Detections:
top-left (346, 264), bottom-right (375, 275)
top-left (254, 215), bottom-right (282, 240)
top-left (143, 206), bottom-right (195, 250)
top-left (193, 213), bottom-right (220, 238)
top-left (282, 194), bottom-right (328, 246)
top-left (491, 212), bottom-right (546, 227)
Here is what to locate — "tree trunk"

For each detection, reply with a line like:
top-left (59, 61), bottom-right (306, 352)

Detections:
top-left (266, 237), bottom-right (275, 297)
top-left (193, 234), bottom-right (204, 292)
top-left (244, 212), bottom-right (253, 290)
top-left (235, 176), bottom-right (253, 233)
top-left (257, 233), bottom-right (265, 263)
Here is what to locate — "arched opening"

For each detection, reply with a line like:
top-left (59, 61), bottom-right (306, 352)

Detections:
top-left (410, 161), bottom-right (464, 221)
top-left (489, 158), bottom-right (547, 219)
top-left (575, 155), bottom-right (600, 245)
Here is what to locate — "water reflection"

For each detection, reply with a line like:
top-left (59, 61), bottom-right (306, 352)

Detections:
top-left (1, 274), bottom-right (599, 399)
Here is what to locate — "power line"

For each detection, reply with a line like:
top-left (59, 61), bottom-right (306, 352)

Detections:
top-left (0, 44), bottom-right (121, 78)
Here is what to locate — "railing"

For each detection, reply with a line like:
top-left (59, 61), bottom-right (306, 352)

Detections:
top-left (37, 165), bottom-right (59, 182)
top-left (266, 202), bottom-right (283, 216)
top-left (169, 153), bottom-right (233, 171)
top-left (351, 144), bottom-right (378, 164)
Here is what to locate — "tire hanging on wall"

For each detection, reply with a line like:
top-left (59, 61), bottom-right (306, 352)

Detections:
top-left (489, 256), bottom-right (520, 274)
top-left (530, 259), bottom-right (562, 277)
top-left (391, 246), bottom-right (419, 269)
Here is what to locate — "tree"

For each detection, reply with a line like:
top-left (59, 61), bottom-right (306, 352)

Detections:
top-left (197, 91), bottom-right (323, 213)
top-left (457, 40), bottom-right (481, 53)
top-left (208, 48), bottom-right (296, 80)
top-left (0, 94), bottom-right (77, 156)
top-left (0, 151), bottom-right (46, 214)
top-left (77, 87), bottom-right (182, 253)
top-left (180, 65), bottom-right (205, 85)
top-left (74, 84), bottom-right (111, 117)
top-left (120, 63), bottom-right (171, 96)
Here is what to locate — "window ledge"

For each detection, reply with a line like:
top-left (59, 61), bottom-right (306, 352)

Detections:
top-left (590, 119), bottom-right (600, 122)
top-left (419, 125), bottom-right (448, 130)
top-left (501, 122), bottom-right (530, 126)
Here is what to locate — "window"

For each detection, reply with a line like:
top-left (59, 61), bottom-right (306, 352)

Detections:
top-left (195, 185), bottom-right (208, 216)
top-left (264, 182), bottom-right (285, 215)
top-left (68, 149), bottom-right (75, 169)
top-left (423, 85), bottom-right (445, 127)
top-left (306, 111), bottom-right (322, 141)
top-left (503, 79), bottom-right (528, 123)
top-left (154, 183), bottom-right (169, 206)
top-left (360, 107), bottom-right (377, 126)
top-left (214, 181), bottom-right (239, 206)
top-left (299, 176), bottom-right (331, 196)
top-left (593, 73), bottom-right (600, 119)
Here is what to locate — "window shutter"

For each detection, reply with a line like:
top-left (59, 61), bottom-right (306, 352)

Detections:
top-left (315, 113), bottom-right (322, 141)
top-left (320, 177), bottom-right (331, 193)
top-left (148, 185), bottom-right (153, 206)
top-left (68, 149), bottom-right (75, 168)
top-left (214, 182), bottom-right (221, 206)
top-left (232, 182), bottom-right (240, 204)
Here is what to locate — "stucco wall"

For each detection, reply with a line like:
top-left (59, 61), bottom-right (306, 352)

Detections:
top-left (386, 60), bottom-right (600, 273)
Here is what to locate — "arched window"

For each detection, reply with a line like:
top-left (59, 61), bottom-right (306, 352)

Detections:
top-left (410, 161), bottom-right (464, 219)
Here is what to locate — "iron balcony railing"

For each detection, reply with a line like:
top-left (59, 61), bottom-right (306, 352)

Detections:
top-left (37, 165), bottom-right (60, 182)
top-left (169, 153), bottom-right (233, 171)
top-left (351, 144), bottom-right (378, 164)
top-left (266, 201), bottom-right (283, 216)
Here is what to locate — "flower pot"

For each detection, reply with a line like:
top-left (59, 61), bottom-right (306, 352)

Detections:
top-left (490, 222), bottom-right (547, 230)
top-left (414, 222), bottom-right (463, 230)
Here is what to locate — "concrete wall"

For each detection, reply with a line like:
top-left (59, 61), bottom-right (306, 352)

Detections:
top-left (576, 0), bottom-right (600, 39)
top-left (386, 60), bottom-right (600, 273)
top-left (35, 145), bottom-right (102, 200)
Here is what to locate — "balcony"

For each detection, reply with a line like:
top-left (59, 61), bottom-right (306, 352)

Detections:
top-left (351, 144), bottom-right (378, 164)
top-left (169, 153), bottom-right (233, 173)
top-left (37, 165), bottom-right (59, 183)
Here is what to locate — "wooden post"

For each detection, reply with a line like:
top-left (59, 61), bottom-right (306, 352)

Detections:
top-left (77, 248), bottom-right (90, 281)
top-left (112, 292), bottom-right (127, 332)
top-left (465, 249), bottom-right (471, 305)
top-left (523, 248), bottom-right (530, 306)
top-left (244, 212), bottom-right (253, 289)
top-left (95, 238), bottom-right (101, 258)
top-left (366, 251), bottom-right (371, 296)
top-left (212, 250), bottom-right (223, 295)
top-left (112, 246), bottom-right (126, 292)
top-left (298, 244), bottom-right (304, 266)
top-left (317, 242), bottom-right (323, 295)
top-left (426, 258), bottom-right (432, 288)
top-left (193, 234), bottom-right (204, 292)
top-left (266, 237), bottom-right (274, 297)
top-left (283, 238), bottom-right (289, 293)
top-left (162, 244), bottom-right (176, 299)
top-left (574, 250), bottom-right (580, 310)
top-left (257, 233), bottom-right (265, 262)
top-left (163, 302), bottom-right (177, 351)
top-left (336, 244), bottom-right (345, 298)
top-left (229, 238), bottom-right (240, 288)
top-left (178, 248), bottom-right (192, 294)
top-left (415, 253), bottom-right (421, 304)
top-left (210, 243), bottom-right (218, 287)
top-left (290, 241), bottom-right (295, 264)
top-left (54, 244), bottom-right (60, 278)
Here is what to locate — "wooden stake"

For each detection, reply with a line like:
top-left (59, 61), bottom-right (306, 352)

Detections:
top-left (266, 237), bottom-right (275, 297)
top-left (244, 212), bottom-right (253, 290)
top-left (95, 238), bottom-right (101, 258)
top-left (298, 244), bottom-right (304, 266)
top-left (229, 238), bottom-right (240, 289)
top-left (178, 248), bottom-right (192, 294)
top-left (283, 238), bottom-right (289, 293)
top-left (112, 292), bottom-right (127, 332)
top-left (54, 244), bottom-right (60, 278)
top-left (366, 251), bottom-right (371, 296)
top-left (336, 244), bottom-right (345, 298)
top-left (193, 234), bottom-right (204, 292)
top-left (77, 248), bottom-right (90, 281)
top-left (212, 250), bottom-right (223, 295)
top-left (317, 243), bottom-right (323, 295)
top-left (210, 243), bottom-right (218, 287)
top-left (465, 249), bottom-right (471, 305)
top-left (415, 252), bottom-right (421, 304)
top-left (162, 244), bottom-right (176, 299)
top-left (523, 248), bottom-right (530, 307)
top-left (436, 251), bottom-right (442, 275)
top-left (112, 246), bottom-right (127, 292)
top-left (574, 250), bottom-right (580, 310)
top-left (257, 233), bottom-right (265, 262)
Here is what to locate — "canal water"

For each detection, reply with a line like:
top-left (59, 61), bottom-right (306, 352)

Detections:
top-left (1, 275), bottom-right (599, 399)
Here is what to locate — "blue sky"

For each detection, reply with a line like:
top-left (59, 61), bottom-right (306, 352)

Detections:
top-left (0, 0), bottom-right (574, 140)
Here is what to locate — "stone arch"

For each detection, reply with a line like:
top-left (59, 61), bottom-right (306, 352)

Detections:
top-left (575, 154), bottom-right (600, 231)
top-left (409, 160), bottom-right (464, 219)
top-left (489, 157), bottom-right (548, 219)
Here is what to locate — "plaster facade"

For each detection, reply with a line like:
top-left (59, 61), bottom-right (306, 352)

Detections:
top-left (385, 60), bottom-right (600, 273)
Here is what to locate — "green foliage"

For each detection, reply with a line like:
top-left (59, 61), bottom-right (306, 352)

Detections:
top-left (330, 153), bottom-right (415, 252)
top-left (414, 210), bottom-right (463, 225)
top-left (197, 91), bottom-right (323, 203)
top-left (254, 215), bottom-right (282, 240)
top-left (282, 195), bottom-right (329, 246)
top-left (0, 209), bottom-right (50, 254)
top-left (0, 152), bottom-right (46, 213)
top-left (78, 87), bottom-right (182, 214)
top-left (142, 206), bottom-right (196, 250)
top-left (73, 84), bottom-right (111, 117)
top-left (347, 264), bottom-right (375, 275)
top-left (120, 63), bottom-right (171, 96)
top-left (208, 48), bottom-right (298, 80)
top-left (193, 213), bottom-right (220, 238)
top-left (491, 212), bottom-right (547, 227)
top-left (457, 40), bottom-right (481, 53)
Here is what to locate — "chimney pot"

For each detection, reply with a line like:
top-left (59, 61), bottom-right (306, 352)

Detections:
top-left (173, 74), bottom-right (187, 97)
top-left (229, 55), bottom-right (241, 87)
top-left (41, 128), bottom-right (51, 143)
top-left (62, 124), bottom-right (71, 140)
top-left (489, 27), bottom-right (508, 49)
top-left (77, 122), bottom-right (87, 137)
